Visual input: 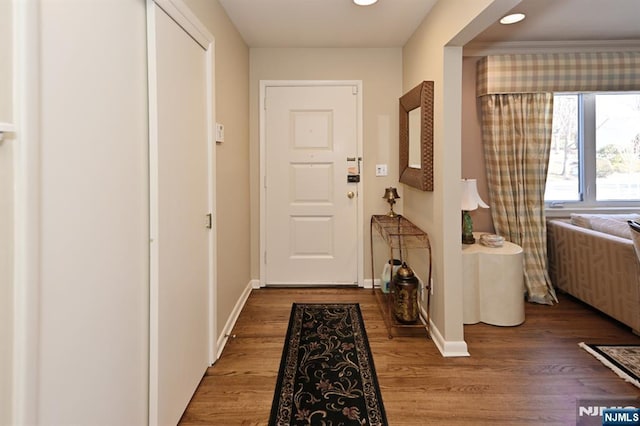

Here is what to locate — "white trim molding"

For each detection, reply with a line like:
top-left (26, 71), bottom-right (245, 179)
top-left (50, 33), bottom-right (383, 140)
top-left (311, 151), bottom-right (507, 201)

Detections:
top-left (363, 278), bottom-right (377, 290)
top-left (12, 0), bottom-right (41, 424)
top-left (152, 0), bottom-right (211, 49)
top-left (216, 281), bottom-right (254, 360)
top-left (422, 305), bottom-right (470, 357)
top-left (428, 321), bottom-right (470, 357)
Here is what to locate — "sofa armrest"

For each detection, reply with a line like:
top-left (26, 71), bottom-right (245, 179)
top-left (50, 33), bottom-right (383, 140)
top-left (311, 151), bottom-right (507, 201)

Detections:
top-left (547, 219), bottom-right (640, 331)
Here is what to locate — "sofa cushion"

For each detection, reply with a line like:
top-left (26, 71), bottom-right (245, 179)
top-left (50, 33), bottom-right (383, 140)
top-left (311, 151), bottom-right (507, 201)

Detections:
top-left (570, 213), bottom-right (640, 238)
top-left (589, 216), bottom-right (635, 239)
top-left (570, 213), bottom-right (593, 229)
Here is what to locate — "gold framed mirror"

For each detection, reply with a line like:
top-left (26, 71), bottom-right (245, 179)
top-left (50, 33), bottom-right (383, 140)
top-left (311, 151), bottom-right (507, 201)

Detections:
top-left (399, 81), bottom-right (434, 191)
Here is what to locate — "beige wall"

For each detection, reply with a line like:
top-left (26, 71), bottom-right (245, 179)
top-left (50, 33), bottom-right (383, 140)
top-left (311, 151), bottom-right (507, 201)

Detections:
top-left (402, 0), bottom-right (519, 350)
top-left (461, 56), bottom-right (493, 234)
top-left (184, 0), bottom-right (251, 348)
top-left (249, 48), bottom-right (403, 282)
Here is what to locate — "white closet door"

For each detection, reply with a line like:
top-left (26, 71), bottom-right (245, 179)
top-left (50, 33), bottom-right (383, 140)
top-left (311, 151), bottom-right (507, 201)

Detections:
top-left (148, 1), bottom-right (215, 425)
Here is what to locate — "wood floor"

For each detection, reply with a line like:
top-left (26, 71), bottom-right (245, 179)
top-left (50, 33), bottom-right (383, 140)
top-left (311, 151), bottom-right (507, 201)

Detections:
top-left (179, 288), bottom-right (640, 425)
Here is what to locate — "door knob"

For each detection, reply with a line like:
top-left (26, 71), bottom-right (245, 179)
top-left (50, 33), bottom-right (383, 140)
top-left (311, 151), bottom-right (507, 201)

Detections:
top-left (347, 191), bottom-right (355, 199)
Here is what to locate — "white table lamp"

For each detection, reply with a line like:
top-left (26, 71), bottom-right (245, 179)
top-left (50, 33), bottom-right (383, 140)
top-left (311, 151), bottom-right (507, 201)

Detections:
top-left (461, 178), bottom-right (489, 244)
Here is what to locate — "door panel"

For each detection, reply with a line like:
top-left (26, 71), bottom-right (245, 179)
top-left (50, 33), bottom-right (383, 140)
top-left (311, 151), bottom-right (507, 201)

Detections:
top-left (148, 3), bottom-right (213, 425)
top-left (265, 85), bottom-right (359, 285)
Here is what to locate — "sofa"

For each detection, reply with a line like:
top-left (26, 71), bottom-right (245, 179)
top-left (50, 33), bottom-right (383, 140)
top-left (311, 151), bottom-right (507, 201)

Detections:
top-left (547, 214), bottom-right (640, 333)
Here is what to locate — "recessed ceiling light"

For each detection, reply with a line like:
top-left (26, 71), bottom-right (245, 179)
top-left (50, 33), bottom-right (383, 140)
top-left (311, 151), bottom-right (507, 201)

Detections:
top-left (353, 0), bottom-right (378, 5)
top-left (500, 13), bottom-right (526, 25)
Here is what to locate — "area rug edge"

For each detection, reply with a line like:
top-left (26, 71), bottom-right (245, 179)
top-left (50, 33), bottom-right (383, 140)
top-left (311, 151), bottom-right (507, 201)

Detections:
top-left (269, 303), bottom-right (299, 425)
top-left (578, 342), bottom-right (640, 389)
top-left (350, 303), bottom-right (388, 425)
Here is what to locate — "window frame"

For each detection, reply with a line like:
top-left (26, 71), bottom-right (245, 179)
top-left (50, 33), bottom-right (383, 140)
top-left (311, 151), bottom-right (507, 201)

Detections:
top-left (545, 92), bottom-right (640, 215)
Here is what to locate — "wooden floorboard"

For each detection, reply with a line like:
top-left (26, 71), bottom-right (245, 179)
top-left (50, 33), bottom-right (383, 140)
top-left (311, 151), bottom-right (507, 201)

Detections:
top-left (179, 288), bottom-right (640, 425)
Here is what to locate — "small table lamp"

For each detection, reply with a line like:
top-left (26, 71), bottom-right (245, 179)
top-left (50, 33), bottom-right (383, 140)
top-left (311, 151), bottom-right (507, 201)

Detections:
top-left (383, 187), bottom-right (400, 217)
top-left (461, 179), bottom-right (489, 244)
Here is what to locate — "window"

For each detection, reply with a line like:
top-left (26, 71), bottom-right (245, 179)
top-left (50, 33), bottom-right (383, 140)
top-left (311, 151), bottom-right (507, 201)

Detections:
top-left (546, 92), bottom-right (640, 207)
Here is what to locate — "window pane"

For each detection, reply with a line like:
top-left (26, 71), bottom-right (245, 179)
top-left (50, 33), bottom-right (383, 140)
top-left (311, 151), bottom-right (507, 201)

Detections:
top-left (595, 93), bottom-right (640, 201)
top-left (546, 95), bottom-right (580, 201)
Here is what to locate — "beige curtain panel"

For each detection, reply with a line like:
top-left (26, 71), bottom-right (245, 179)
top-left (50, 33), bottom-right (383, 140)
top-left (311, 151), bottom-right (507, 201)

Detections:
top-left (481, 93), bottom-right (558, 305)
top-left (477, 51), bottom-right (640, 305)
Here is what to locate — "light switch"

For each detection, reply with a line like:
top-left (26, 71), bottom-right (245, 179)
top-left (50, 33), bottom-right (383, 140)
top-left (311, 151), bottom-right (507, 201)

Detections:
top-left (375, 164), bottom-right (388, 176)
top-left (215, 123), bottom-right (224, 143)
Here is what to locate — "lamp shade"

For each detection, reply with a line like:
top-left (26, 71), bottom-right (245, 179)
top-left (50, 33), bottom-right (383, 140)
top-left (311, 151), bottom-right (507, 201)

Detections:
top-left (383, 187), bottom-right (400, 201)
top-left (461, 179), bottom-right (489, 211)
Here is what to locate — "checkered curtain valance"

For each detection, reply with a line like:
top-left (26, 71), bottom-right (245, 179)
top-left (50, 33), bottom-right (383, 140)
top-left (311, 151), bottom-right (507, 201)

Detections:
top-left (477, 52), bottom-right (640, 96)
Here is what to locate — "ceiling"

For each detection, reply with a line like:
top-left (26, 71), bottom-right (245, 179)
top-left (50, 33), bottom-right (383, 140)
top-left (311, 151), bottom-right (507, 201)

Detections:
top-left (218, 0), bottom-right (438, 48)
top-left (471, 0), bottom-right (640, 45)
top-left (218, 0), bottom-right (640, 49)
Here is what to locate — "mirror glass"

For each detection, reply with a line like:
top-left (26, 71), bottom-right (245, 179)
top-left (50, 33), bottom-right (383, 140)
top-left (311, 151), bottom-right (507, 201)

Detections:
top-left (399, 81), bottom-right (434, 191)
top-left (408, 108), bottom-right (421, 169)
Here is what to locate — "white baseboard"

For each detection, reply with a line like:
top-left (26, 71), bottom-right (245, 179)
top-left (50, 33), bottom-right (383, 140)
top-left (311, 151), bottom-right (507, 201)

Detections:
top-left (215, 280), bottom-right (469, 358)
top-left (421, 306), bottom-right (469, 357)
top-left (215, 281), bottom-right (253, 360)
top-left (364, 278), bottom-right (380, 289)
top-left (429, 323), bottom-right (469, 357)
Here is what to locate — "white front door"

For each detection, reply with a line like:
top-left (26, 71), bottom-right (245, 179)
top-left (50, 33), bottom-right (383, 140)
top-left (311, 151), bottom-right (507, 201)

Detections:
top-left (147, 2), bottom-right (215, 425)
top-left (263, 83), bottom-right (361, 285)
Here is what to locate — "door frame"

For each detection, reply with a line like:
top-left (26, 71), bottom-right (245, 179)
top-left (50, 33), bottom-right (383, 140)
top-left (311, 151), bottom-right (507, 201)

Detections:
top-left (12, 1), bottom-right (41, 424)
top-left (147, 0), bottom-right (216, 423)
top-left (259, 80), bottom-right (364, 288)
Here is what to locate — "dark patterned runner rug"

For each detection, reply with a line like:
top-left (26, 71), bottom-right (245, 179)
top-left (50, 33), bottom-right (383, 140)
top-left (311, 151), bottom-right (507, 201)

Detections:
top-left (269, 303), bottom-right (387, 426)
top-left (579, 343), bottom-right (640, 389)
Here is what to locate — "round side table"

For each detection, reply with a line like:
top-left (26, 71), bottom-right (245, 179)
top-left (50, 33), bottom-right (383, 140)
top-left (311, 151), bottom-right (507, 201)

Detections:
top-left (462, 233), bottom-right (525, 326)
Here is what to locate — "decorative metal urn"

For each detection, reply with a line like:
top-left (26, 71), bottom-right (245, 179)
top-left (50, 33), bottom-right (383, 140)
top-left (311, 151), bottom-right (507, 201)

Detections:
top-left (391, 262), bottom-right (420, 323)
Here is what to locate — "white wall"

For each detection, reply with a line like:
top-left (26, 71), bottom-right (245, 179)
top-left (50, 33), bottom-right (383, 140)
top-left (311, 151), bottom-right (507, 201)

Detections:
top-left (36, 0), bottom-right (149, 423)
top-left (249, 48), bottom-right (403, 281)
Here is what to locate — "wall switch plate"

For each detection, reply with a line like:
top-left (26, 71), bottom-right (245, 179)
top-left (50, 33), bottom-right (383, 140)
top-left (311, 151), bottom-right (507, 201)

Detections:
top-left (375, 164), bottom-right (388, 176)
top-left (215, 123), bottom-right (224, 143)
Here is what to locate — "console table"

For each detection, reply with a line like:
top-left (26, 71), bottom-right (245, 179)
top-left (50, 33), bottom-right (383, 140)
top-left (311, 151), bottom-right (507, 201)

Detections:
top-left (462, 233), bottom-right (525, 326)
top-left (370, 215), bottom-right (431, 338)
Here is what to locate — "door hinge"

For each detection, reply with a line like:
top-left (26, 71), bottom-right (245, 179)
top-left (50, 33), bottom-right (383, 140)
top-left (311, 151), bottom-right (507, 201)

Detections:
top-left (205, 213), bottom-right (212, 229)
top-left (264, 251), bottom-right (267, 264)
top-left (352, 86), bottom-right (358, 95)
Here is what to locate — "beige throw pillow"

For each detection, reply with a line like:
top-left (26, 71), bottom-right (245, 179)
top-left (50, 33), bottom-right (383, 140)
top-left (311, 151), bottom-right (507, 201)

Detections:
top-left (590, 216), bottom-right (634, 239)
top-left (570, 213), bottom-right (592, 229)
top-left (570, 213), bottom-right (640, 237)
